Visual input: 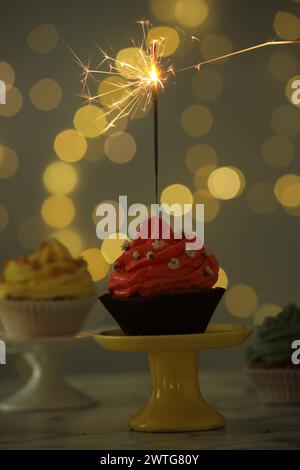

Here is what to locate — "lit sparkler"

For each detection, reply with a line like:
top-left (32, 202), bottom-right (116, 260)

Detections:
top-left (71, 22), bottom-right (300, 201)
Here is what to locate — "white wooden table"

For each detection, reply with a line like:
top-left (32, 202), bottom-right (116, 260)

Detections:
top-left (0, 371), bottom-right (299, 450)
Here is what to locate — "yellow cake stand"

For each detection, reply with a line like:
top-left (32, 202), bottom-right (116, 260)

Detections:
top-left (94, 323), bottom-right (252, 432)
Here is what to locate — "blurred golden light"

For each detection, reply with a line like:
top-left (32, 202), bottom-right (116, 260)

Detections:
top-left (18, 217), bottom-right (50, 250)
top-left (274, 174), bottom-right (300, 207)
top-left (208, 167), bottom-right (242, 200)
top-left (285, 74), bottom-right (300, 108)
top-left (0, 62), bottom-right (15, 91)
top-left (26, 24), bottom-right (59, 53)
top-left (74, 105), bottom-right (107, 138)
top-left (0, 86), bottom-right (23, 117)
top-left (273, 11), bottom-right (300, 40)
top-left (262, 135), bottom-right (294, 167)
top-left (268, 51), bottom-right (300, 82)
top-left (150, 0), bottom-right (177, 22)
top-left (93, 199), bottom-right (125, 227)
top-left (105, 115), bottom-right (128, 134)
top-left (214, 267), bottom-right (228, 289)
top-left (0, 204), bottom-right (8, 233)
top-left (271, 104), bottom-right (300, 136)
top-left (200, 34), bottom-right (233, 62)
top-left (104, 131), bottom-right (136, 164)
top-left (255, 303), bottom-right (282, 326)
top-left (53, 229), bottom-right (82, 257)
top-left (80, 248), bottom-right (110, 282)
top-left (98, 76), bottom-right (130, 108)
top-left (116, 48), bottom-right (150, 80)
top-left (147, 26), bottom-right (180, 57)
top-left (41, 195), bottom-right (75, 228)
top-left (193, 189), bottom-right (220, 222)
top-left (161, 184), bottom-right (193, 216)
top-left (185, 143), bottom-right (217, 175)
top-left (0, 146), bottom-right (19, 179)
top-left (132, 100), bottom-right (151, 119)
top-left (29, 78), bottom-right (62, 111)
top-left (101, 233), bottom-right (130, 264)
top-left (225, 284), bottom-right (258, 318)
top-left (191, 68), bottom-right (223, 102)
top-left (43, 162), bottom-right (77, 195)
top-left (247, 182), bottom-right (278, 215)
top-left (175, 0), bottom-right (208, 28)
top-left (54, 129), bottom-right (87, 162)
top-left (181, 104), bottom-right (213, 137)
top-left (283, 204), bottom-right (300, 217)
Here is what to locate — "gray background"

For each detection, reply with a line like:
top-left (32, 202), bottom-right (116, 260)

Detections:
top-left (0, 0), bottom-right (299, 375)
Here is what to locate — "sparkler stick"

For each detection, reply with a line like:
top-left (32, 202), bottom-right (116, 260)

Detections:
top-left (151, 41), bottom-right (159, 205)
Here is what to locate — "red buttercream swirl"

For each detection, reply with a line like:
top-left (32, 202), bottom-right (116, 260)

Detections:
top-left (109, 221), bottom-right (219, 298)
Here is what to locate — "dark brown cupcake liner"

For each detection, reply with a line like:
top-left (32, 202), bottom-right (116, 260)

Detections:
top-left (99, 288), bottom-right (225, 336)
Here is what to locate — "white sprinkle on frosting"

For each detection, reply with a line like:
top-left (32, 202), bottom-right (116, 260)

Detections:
top-left (132, 250), bottom-right (141, 260)
top-left (121, 240), bottom-right (132, 251)
top-left (205, 266), bottom-right (213, 276)
top-left (152, 239), bottom-right (165, 250)
top-left (168, 257), bottom-right (180, 270)
top-left (186, 250), bottom-right (196, 258)
top-left (146, 251), bottom-right (155, 260)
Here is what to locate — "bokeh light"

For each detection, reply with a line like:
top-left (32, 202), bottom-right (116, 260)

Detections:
top-left (161, 184), bottom-right (193, 216)
top-left (191, 68), bottom-right (223, 102)
top-left (54, 229), bottom-right (82, 257)
top-left (18, 217), bottom-right (50, 250)
top-left (73, 105), bottom-right (107, 138)
top-left (104, 132), bottom-right (136, 164)
top-left (0, 146), bottom-right (19, 179)
top-left (214, 267), bottom-right (229, 289)
top-left (185, 143), bottom-right (218, 175)
top-left (208, 167), bottom-right (243, 200)
top-left (101, 233), bottom-right (130, 264)
top-left (116, 48), bottom-right (150, 80)
top-left (175, 0), bottom-right (208, 29)
top-left (0, 204), bottom-right (9, 233)
top-left (43, 162), bottom-right (77, 195)
top-left (26, 24), bottom-right (59, 53)
top-left (271, 104), bottom-right (300, 136)
top-left (285, 74), bottom-right (300, 108)
top-left (283, 204), bottom-right (300, 217)
top-left (255, 303), bottom-right (282, 326)
top-left (247, 182), bottom-right (278, 215)
top-left (200, 34), bottom-right (233, 62)
top-left (150, 0), bottom-right (176, 22)
top-left (181, 105), bottom-right (213, 137)
top-left (268, 51), bottom-right (300, 82)
top-left (147, 26), bottom-right (180, 57)
top-left (193, 189), bottom-right (220, 222)
top-left (225, 284), bottom-right (259, 318)
top-left (0, 86), bottom-right (23, 117)
top-left (29, 78), bottom-right (62, 111)
top-left (274, 174), bottom-right (300, 207)
top-left (41, 195), bottom-right (75, 228)
top-left (262, 135), bottom-right (294, 167)
top-left (273, 11), bottom-right (300, 40)
top-left (98, 76), bottom-right (130, 108)
top-left (80, 248), bottom-right (110, 282)
top-left (0, 62), bottom-right (15, 91)
top-left (54, 129), bottom-right (87, 162)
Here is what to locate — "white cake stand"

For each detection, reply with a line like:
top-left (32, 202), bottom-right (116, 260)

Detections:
top-left (0, 332), bottom-right (98, 412)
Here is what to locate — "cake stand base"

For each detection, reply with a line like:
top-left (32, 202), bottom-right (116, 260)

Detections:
top-left (0, 334), bottom-right (97, 412)
top-left (94, 323), bottom-right (252, 432)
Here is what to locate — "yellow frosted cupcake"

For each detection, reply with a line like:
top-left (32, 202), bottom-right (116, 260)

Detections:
top-left (0, 239), bottom-right (96, 337)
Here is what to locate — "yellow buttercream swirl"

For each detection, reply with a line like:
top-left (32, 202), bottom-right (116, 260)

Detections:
top-left (0, 239), bottom-right (95, 299)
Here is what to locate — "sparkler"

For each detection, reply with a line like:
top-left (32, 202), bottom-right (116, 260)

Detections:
top-left (71, 22), bottom-right (300, 202)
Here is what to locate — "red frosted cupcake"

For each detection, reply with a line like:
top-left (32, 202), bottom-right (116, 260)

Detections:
top-left (100, 219), bottom-right (224, 335)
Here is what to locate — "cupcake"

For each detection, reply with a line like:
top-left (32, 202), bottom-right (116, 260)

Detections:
top-left (100, 218), bottom-right (224, 335)
top-left (0, 239), bottom-right (96, 337)
top-left (246, 304), bottom-right (300, 404)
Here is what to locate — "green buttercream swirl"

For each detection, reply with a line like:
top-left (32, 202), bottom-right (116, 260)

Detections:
top-left (246, 304), bottom-right (300, 364)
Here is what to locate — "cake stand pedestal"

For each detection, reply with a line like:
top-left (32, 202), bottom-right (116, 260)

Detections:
top-left (0, 333), bottom-right (97, 412)
top-left (94, 323), bottom-right (252, 432)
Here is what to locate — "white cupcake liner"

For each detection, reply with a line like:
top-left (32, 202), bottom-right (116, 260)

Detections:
top-left (0, 296), bottom-right (96, 338)
top-left (248, 366), bottom-right (300, 405)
